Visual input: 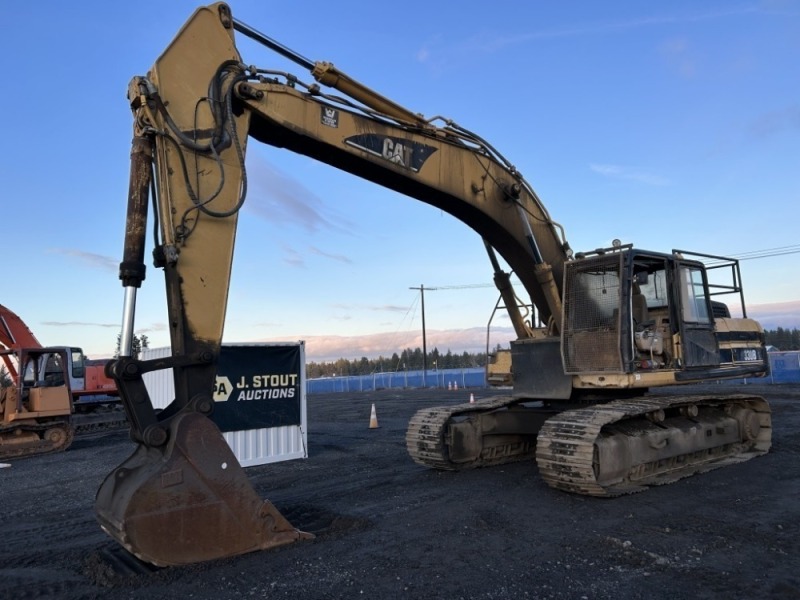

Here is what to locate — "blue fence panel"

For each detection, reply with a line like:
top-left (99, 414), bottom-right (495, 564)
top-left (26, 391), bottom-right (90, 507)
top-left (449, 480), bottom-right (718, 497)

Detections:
top-left (718, 352), bottom-right (800, 385)
top-left (306, 352), bottom-right (800, 395)
top-left (767, 351), bottom-right (800, 383)
top-left (307, 367), bottom-right (486, 395)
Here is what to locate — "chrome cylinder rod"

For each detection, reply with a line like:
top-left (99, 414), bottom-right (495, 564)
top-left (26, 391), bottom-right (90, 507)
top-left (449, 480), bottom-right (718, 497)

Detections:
top-left (119, 287), bottom-right (138, 357)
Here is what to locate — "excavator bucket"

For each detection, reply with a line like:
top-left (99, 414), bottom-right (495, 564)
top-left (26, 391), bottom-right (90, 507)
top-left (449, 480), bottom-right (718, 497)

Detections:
top-left (95, 412), bottom-right (310, 567)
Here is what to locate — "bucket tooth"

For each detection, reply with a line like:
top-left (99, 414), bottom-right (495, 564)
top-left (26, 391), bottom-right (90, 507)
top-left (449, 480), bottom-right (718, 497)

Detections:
top-left (95, 412), bottom-right (310, 567)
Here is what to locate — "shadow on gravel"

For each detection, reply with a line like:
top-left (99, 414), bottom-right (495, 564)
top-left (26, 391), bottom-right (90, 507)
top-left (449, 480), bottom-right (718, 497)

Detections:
top-left (81, 504), bottom-right (371, 587)
top-left (82, 544), bottom-right (160, 588)
top-left (281, 504), bottom-right (372, 541)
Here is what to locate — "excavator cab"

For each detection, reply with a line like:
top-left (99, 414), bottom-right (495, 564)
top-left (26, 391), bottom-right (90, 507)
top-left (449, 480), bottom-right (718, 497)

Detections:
top-left (562, 245), bottom-right (767, 381)
top-left (16, 348), bottom-right (73, 416)
top-left (514, 245), bottom-right (767, 400)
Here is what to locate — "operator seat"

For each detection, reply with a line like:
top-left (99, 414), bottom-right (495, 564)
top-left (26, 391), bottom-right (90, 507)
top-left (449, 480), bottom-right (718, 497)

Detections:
top-left (632, 283), bottom-right (650, 328)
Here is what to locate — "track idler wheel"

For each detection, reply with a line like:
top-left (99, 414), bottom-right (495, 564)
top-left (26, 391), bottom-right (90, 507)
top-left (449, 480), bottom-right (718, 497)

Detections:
top-left (95, 412), bottom-right (310, 566)
top-left (45, 426), bottom-right (67, 446)
top-left (730, 406), bottom-right (762, 441)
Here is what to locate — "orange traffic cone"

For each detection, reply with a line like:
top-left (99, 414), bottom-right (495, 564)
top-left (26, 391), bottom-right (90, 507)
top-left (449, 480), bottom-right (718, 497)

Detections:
top-left (469, 393), bottom-right (475, 404)
top-left (369, 403), bottom-right (380, 429)
top-left (454, 382), bottom-right (459, 391)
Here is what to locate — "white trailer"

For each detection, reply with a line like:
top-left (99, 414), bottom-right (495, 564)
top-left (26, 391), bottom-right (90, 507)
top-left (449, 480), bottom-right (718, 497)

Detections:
top-left (141, 342), bottom-right (307, 467)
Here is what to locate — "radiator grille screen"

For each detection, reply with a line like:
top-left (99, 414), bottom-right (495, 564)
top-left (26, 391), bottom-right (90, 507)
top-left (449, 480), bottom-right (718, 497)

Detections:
top-left (562, 254), bottom-right (624, 373)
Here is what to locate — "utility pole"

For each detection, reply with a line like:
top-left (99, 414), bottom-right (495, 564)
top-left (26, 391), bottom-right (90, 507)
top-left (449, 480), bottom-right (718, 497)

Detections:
top-left (409, 284), bottom-right (436, 386)
top-left (407, 281), bottom-right (499, 387)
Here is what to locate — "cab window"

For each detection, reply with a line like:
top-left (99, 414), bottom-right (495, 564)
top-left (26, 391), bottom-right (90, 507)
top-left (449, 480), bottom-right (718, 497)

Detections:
top-left (71, 349), bottom-right (85, 378)
top-left (680, 267), bottom-right (711, 323)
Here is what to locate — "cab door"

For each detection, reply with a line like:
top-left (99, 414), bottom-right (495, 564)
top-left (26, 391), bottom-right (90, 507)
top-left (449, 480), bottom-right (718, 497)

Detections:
top-left (67, 347), bottom-right (86, 391)
top-left (674, 263), bottom-right (720, 368)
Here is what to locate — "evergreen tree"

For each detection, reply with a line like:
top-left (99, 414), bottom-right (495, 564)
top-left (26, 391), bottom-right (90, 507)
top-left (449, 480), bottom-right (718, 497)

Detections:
top-left (301, 346), bottom-right (491, 378)
top-left (114, 333), bottom-right (151, 358)
top-left (764, 327), bottom-right (800, 351)
top-left (442, 349), bottom-right (454, 369)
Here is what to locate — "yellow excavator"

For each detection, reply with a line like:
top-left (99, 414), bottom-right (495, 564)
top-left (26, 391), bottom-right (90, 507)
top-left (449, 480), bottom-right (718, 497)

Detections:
top-left (97, 3), bottom-right (772, 566)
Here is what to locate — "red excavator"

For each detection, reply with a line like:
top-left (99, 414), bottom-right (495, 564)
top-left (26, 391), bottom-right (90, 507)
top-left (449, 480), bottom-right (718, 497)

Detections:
top-left (0, 303), bottom-right (118, 402)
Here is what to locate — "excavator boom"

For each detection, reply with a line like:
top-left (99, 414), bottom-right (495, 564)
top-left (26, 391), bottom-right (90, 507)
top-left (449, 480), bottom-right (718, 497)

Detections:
top-left (0, 304), bottom-right (42, 349)
top-left (1, 303), bottom-right (43, 381)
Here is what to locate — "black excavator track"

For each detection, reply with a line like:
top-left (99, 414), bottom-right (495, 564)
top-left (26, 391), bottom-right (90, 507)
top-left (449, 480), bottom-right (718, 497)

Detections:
top-left (406, 395), bottom-right (541, 470)
top-left (536, 393), bottom-right (771, 496)
top-left (407, 393), bottom-right (771, 497)
top-left (73, 409), bottom-right (129, 435)
top-left (0, 409), bottom-right (128, 461)
top-left (0, 420), bottom-right (75, 460)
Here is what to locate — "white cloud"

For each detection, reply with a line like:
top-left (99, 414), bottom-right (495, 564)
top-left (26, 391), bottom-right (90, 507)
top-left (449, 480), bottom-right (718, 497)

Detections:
top-left (244, 154), bottom-right (354, 235)
top-left (41, 320), bottom-right (118, 328)
top-left (747, 104), bottom-right (800, 138)
top-left (417, 7), bottom-right (759, 66)
top-left (280, 243), bottom-right (354, 268)
top-left (309, 246), bottom-right (352, 264)
top-left (659, 37), bottom-right (696, 78)
top-left (50, 248), bottom-right (116, 271)
top-left (590, 163), bottom-right (670, 186)
top-left (330, 302), bottom-right (411, 313)
top-left (281, 244), bottom-right (307, 268)
top-left (134, 323), bottom-right (168, 334)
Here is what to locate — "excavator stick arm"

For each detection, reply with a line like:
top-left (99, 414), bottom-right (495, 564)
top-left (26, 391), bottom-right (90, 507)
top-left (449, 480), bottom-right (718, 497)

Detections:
top-left (97, 4), bottom-right (308, 566)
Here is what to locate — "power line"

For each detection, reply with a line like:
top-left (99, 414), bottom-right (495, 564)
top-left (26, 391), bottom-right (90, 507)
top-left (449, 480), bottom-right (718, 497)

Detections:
top-left (702, 245), bottom-right (800, 266)
top-left (728, 244), bottom-right (800, 261)
top-left (430, 244), bottom-right (799, 289)
top-left (419, 283), bottom-right (495, 291)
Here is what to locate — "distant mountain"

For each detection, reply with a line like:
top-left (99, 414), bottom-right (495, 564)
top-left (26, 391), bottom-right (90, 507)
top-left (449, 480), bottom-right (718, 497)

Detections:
top-left (746, 301), bottom-right (800, 330)
top-left (269, 327), bottom-right (517, 362)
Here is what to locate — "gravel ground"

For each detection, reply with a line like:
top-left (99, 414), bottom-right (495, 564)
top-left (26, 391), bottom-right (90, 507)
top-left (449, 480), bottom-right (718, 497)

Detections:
top-left (1, 383), bottom-right (798, 600)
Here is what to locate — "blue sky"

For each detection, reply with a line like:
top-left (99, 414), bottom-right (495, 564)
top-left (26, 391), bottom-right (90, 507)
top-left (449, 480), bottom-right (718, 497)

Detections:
top-left (2, 1), bottom-right (798, 361)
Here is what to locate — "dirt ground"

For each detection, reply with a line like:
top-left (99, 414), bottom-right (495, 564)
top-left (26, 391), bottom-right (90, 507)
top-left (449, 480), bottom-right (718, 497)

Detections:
top-left (1, 383), bottom-right (798, 600)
